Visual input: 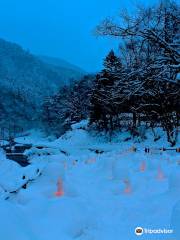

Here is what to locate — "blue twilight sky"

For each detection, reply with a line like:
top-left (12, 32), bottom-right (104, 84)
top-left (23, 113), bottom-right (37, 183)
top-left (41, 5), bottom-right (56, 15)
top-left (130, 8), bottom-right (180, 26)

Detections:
top-left (0, 0), bottom-right (158, 72)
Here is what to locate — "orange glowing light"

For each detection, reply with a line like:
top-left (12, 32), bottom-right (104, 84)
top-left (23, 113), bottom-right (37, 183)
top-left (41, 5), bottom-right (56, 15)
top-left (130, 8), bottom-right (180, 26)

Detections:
top-left (55, 178), bottom-right (64, 197)
top-left (140, 161), bottom-right (146, 172)
top-left (123, 179), bottom-right (132, 194)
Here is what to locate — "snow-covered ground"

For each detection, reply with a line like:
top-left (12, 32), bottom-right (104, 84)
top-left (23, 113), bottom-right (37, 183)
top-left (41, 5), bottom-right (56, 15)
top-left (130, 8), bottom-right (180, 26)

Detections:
top-left (0, 121), bottom-right (180, 240)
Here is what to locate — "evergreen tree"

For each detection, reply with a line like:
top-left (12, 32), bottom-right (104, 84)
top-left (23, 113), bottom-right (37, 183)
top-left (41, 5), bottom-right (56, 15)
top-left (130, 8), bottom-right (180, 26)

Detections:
top-left (90, 51), bottom-right (127, 131)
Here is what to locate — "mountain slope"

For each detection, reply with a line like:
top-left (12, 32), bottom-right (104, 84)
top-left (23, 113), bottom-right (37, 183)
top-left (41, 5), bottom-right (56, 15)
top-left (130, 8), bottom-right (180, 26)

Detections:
top-left (38, 55), bottom-right (85, 85)
top-left (0, 38), bottom-right (85, 129)
top-left (0, 39), bottom-right (85, 103)
top-left (38, 55), bottom-right (85, 73)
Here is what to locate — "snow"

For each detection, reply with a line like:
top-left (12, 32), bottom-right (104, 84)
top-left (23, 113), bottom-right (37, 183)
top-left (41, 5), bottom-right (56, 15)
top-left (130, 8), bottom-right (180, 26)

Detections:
top-left (0, 122), bottom-right (180, 240)
top-left (71, 120), bottom-right (88, 130)
top-left (171, 200), bottom-right (180, 239)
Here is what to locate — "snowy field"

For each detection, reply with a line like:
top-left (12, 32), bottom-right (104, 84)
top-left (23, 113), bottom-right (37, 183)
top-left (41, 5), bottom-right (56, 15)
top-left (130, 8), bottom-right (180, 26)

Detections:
top-left (0, 121), bottom-right (180, 240)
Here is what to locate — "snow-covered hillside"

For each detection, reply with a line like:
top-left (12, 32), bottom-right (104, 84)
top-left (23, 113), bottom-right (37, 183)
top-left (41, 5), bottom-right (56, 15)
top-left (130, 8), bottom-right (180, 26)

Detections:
top-left (0, 121), bottom-right (179, 240)
top-left (0, 38), bottom-right (85, 129)
top-left (0, 38), bottom-right (84, 104)
top-left (38, 55), bottom-right (86, 85)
